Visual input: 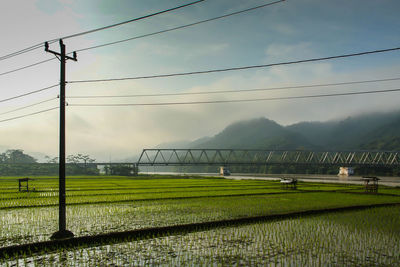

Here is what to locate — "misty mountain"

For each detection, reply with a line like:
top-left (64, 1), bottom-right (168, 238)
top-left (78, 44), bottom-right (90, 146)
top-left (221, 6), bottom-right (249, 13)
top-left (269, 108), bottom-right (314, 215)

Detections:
top-left (189, 117), bottom-right (316, 150)
top-left (358, 117), bottom-right (400, 150)
top-left (155, 140), bottom-right (192, 149)
top-left (288, 111), bottom-right (400, 150)
top-left (165, 111), bottom-right (400, 151)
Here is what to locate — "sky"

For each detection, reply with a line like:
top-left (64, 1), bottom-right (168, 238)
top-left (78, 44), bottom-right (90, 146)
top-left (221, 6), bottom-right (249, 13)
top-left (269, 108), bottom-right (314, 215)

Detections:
top-left (0, 0), bottom-right (399, 161)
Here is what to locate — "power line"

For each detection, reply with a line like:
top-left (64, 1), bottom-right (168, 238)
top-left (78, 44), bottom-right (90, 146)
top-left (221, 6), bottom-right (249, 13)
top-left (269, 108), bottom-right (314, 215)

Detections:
top-left (0, 0), bottom-right (206, 62)
top-left (0, 84), bottom-right (58, 104)
top-left (0, 97), bottom-right (58, 116)
top-left (0, 58), bottom-right (57, 77)
top-left (0, 40), bottom-right (59, 62)
top-left (75, 0), bottom-right (285, 53)
top-left (67, 77), bottom-right (400, 99)
top-left (59, 0), bottom-right (207, 40)
top-left (67, 47), bottom-right (400, 84)
top-left (68, 88), bottom-right (400, 107)
top-left (0, 0), bottom-right (284, 77)
top-left (0, 107), bottom-right (58, 124)
top-left (0, 44), bottom-right (44, 61)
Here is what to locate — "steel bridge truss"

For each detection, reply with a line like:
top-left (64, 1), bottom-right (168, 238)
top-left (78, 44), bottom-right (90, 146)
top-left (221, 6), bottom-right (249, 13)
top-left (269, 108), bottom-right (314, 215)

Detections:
top-left (137, 149), bottom-right (400, 167)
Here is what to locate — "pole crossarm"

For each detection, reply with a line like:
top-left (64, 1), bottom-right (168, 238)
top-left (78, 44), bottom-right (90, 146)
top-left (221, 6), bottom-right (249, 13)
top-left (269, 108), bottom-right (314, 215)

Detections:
top-left (137, 149), bottom-right (400, 167)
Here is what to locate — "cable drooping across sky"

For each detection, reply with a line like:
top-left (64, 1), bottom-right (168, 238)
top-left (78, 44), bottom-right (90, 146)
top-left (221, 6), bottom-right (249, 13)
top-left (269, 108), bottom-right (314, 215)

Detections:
top-left (0, 0), bottom-right (207, 62)
top-left (3, 85), bottom-right (400, 124)
top-left (68, 88), bottom-right (400, 107)
top-left (0, 97), bottom-right (58, 116)
top-left (0, 107), bottom-right (58, 123)
top-left (0, 0), bottom-right (285, 77)
top-left (74, 0), bottom-right (286, 53)
top-left (67, 47), bottom-right (400, 84)
top-left (0, 84), bottom-right (58, 104)
top-left (67, 77), bottom-right (400, 99)
top-left (0, 43), bottom-right (49, 62)
top-left (1, 47), bottom-right (398, 106)
top-left (0, 58), bottom-right (57, 77)
top-left (57, 0), bottom-right (207, 41)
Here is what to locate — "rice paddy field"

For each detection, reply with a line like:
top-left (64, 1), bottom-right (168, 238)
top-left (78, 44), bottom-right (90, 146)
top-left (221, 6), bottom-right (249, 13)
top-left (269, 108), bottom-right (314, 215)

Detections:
top-left (0, 175), bottom-right (400, 266)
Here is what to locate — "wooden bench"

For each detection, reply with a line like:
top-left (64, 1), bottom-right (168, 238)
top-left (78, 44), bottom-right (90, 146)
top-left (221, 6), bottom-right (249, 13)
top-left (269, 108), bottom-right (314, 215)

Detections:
top-left (280, 178), bottom-right (297, 189)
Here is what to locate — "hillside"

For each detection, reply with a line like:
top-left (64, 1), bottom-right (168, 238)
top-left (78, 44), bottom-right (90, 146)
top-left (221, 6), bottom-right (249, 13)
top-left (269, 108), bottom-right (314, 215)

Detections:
top-left (288, 111), bottom-right (400, 150)
top-left (358, 117), bottom-right (400, 150)
top-left (173, 111), bottom-right (400, 151)
top-left (190, 118), bottom-right (315, 150)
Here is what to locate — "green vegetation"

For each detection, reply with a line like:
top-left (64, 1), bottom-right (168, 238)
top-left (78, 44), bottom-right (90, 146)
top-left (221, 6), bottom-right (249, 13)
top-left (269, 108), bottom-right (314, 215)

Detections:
top-left (0, 152), bottom-right (100, 176)
top-left (0, 175), bottom-right (399, 265)
top-left (2, 206), bottom-right (399, 266)
top-left (189, 112), bottom-right (400, 151)
top-left (0, 150), bottom-right (36, 164)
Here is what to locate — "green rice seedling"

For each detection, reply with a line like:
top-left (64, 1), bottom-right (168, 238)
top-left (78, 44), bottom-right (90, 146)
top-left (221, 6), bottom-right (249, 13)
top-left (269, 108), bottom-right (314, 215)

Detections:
top-left (1, 176), bottom-right (400, 252)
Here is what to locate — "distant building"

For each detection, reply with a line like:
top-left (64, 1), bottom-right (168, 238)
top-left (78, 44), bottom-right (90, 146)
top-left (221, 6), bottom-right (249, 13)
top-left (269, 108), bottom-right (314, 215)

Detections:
top-left (338, 167), bottom-right (354, 176)
top-left (219, 166), bottom-right (231, 176)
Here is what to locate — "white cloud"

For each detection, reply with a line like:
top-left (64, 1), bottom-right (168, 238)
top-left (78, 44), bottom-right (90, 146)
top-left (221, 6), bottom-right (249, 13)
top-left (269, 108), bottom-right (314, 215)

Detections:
top-left (1, 0), bottom-right (399, 161)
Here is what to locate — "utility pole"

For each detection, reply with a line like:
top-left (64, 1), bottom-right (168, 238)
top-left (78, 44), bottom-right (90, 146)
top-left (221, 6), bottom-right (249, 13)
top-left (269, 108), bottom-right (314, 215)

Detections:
top-left (45, 39), bottom-right (77, 240)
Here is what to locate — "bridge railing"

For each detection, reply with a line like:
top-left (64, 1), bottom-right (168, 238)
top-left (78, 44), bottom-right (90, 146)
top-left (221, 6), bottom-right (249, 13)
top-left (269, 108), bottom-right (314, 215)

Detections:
top-left (137, 149), bottom-right (400, 167)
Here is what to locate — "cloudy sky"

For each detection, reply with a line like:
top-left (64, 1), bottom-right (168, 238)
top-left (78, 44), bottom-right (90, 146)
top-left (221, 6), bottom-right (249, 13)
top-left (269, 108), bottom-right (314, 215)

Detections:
top-left (0, 0), bottom-right (399, 161)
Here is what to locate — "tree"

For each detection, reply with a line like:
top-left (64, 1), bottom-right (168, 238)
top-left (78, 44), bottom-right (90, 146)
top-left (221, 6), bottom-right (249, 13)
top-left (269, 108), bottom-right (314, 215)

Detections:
top-left (67, 154), bottom-right (95, 165)
top-left (66, 153), bottom-right (98, 175)
top-left (45, 156), bottom-right (59, 163)
top-left (76, 154), bottom-right (95, 167)
top-left (67, 155), bottom-right (80, 164)
top-left (1, 149), bottom-right (37, 163)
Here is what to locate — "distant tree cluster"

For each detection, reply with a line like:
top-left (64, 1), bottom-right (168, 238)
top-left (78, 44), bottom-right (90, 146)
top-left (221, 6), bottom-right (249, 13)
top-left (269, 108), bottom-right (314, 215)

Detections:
top-left (0, 149), bottom-right (45, 176)
top-left (66, 154), bottom-right (96, 165)
top-left (0, 149), bottom-right (37, 164)
top-left (0, 150), bottom-right (101, 176)
top-left (66, 154), bottom-right (98, 175)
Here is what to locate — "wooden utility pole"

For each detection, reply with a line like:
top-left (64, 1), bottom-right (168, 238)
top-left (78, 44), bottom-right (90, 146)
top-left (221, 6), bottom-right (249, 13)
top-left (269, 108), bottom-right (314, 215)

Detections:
top-left (45, 39), bottom-right (77, 240)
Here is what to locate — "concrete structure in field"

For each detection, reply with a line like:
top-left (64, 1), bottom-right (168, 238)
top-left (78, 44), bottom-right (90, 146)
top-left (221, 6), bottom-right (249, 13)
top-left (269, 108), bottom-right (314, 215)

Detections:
top-left (219, 166), bottom-right (230, 176)
top-left (338, 167), bottom-right (354, 176)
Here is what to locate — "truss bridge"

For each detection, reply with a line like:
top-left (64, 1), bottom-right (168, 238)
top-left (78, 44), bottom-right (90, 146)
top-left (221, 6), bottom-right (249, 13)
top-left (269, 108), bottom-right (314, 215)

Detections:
top-left (137, 149), bottom-right (400, 167)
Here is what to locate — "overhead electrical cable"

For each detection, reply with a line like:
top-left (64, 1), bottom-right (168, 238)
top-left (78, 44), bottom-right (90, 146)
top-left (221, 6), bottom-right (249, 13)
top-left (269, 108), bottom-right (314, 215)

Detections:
top-left (0, 40), bottom-right (59, 62)
top-left (0, 84), bottom-right (58, 104)
top-left (74, 0), bottom-right (286, 53)
top-left (68, 88), bottom-right (400, 107)
top-left (0, 43), bottom-right (48, 61)
top-left (67, 47), bottom-right (400, 84)
top-left (0, 0), bottom-right (284, 77)
top-left (0, 97), bottom-right (58, 116)
top-left (0, 58), bottom-right (57, 77)
top-left (67, 77), bottom-right (400, 99)
top-left (0, 0), bottom-right (206, 62)
top-left (59, 0), bottom-right (207, 40)
top-left (0, 107), bottom-right (58, 124)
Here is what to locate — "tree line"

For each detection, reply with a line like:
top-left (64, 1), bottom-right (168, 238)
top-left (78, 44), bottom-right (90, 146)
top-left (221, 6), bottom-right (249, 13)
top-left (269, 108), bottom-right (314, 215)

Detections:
top-left (0, 150), bottom-right (138, 176)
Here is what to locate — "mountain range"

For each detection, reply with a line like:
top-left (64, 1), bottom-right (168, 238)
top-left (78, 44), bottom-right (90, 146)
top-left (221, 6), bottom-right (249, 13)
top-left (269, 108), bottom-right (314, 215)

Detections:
top-left (157, 111), bottom-right (400, 151)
